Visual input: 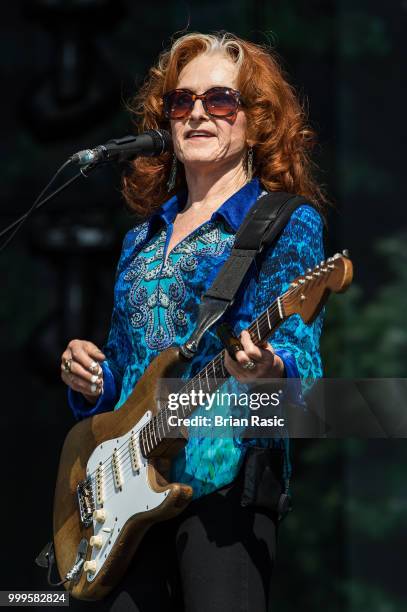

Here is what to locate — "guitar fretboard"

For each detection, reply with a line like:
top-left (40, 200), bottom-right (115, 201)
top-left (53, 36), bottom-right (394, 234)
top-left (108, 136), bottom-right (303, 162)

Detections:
top-left (139, 292), bottom-right (288, 457)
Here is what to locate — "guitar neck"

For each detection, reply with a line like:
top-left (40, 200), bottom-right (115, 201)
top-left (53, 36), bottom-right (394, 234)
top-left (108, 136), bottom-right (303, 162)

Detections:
top-left (140, 291), bottom-right (289, 456)
top-left (184, 293), bottom-right (286, 406)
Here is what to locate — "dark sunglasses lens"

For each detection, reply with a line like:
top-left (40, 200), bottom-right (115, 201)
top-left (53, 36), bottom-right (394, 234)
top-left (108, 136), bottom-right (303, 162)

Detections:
top-left (165, 91), bottom-right (192, 118)
top-left (206, 90), bottom-right (238, 116)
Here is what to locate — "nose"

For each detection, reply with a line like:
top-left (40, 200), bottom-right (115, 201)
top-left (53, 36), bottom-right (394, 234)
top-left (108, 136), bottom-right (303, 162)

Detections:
top-left (189, 97), bottom-right (209, 121)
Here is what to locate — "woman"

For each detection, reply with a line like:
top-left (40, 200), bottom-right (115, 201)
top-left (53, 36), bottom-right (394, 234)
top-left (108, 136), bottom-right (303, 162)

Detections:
top-left (61, 32), bottom-right (326, 612)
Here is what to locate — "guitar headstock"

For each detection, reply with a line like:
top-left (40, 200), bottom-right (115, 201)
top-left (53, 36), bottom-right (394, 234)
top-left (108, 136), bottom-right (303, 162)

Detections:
top-left (282, 250), bottom-right (353, 324)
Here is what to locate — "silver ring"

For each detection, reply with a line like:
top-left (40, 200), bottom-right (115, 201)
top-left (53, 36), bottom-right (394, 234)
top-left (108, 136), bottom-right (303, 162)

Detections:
top-left (90, 383), bottom-right (98, 394)
top-left (89, 361), bottom-right (99, 374)
top-left (63, 358), bottom-right (72, 373)
top-left (242, 360), bottom-right (256, 371)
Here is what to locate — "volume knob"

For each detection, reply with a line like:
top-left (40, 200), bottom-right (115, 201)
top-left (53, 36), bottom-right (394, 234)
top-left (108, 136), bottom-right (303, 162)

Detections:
top-left (84, 560), bottom-right (97, 574)
top-left (90, 535), bottom-right (103, 549)
top-left (93, 509), bottom-right (106, 523)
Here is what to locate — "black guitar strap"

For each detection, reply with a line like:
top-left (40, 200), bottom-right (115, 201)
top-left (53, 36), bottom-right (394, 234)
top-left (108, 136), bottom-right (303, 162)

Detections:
top-left (180, 190), bottom-right (323, 358)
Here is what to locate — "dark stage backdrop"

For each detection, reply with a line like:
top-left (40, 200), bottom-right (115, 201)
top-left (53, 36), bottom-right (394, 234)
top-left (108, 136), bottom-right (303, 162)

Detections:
top-left (0, 1), bottom-right (406, 610)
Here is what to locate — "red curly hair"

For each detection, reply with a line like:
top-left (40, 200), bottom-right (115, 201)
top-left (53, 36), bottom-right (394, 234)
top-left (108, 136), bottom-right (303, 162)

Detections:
top-left (123, 31), bottom-right (328, 218)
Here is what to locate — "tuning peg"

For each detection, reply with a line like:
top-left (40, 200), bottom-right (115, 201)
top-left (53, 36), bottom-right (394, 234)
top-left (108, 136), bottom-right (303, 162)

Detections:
top-left (305, 275), bottom-right (313, 280)
top-left (320, 260), bottom-right (325, 266)
top-left (299, 279), bottom-right (306, 284)
top-left (321, 267), bottom-right (328, 272)
top-left (342, 249), bottom-right (349, 257)
top-left (290, 281), bottom-right (298, 287)
top-left (313, 271), bottom-right (321, 277)
top-left (328, 263), bottom-right (335, 270)
top-left (306, 268), bottom-right (312, 273)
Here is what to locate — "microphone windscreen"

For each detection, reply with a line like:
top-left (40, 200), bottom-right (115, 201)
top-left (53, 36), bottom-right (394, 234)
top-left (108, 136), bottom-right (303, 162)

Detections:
top-left (147, 129), bottom-right (173, 155)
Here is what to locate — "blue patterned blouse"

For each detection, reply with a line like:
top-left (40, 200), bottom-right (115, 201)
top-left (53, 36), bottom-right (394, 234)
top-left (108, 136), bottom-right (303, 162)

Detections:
top-left (68, 177), bottom-right (325, 499)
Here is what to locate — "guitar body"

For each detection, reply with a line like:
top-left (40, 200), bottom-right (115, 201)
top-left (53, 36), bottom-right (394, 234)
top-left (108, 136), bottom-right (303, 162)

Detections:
top-left (53, 346), bottom-right (193, 601)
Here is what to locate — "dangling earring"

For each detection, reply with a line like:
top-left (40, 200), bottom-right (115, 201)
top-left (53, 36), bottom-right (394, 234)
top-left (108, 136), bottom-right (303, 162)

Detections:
top-left (167, 153), bottom-right (177, 192)
top-left (246, 146), bottom-right (254, 181)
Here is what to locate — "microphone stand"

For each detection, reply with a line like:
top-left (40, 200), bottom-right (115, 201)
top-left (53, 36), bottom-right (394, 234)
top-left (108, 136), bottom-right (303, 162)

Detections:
top-left (0, 162), bottom-right (102, 252)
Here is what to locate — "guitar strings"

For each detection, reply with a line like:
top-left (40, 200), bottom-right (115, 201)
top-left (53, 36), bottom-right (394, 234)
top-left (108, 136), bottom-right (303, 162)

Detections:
top-left (85, 279), bottom-right (312, 496)
top-left (91, 294), bottom-right (323, 502)
top-left (88, 297), bottom-right (285, 496)
top-left (89, 264), bottom-right (327, 496)
top-left (86, 279), bottom-right (313, 493)
top-left (141, 283), bottom-right (311, 457)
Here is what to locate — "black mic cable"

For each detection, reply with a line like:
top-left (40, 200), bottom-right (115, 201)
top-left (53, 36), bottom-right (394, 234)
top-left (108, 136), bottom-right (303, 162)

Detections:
top-left (0, 158), bottom-right (74, 253)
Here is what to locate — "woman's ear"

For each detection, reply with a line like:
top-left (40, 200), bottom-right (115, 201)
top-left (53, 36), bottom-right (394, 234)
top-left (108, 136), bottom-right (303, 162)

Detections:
top-left (246, 134), bottom-right (256, 148)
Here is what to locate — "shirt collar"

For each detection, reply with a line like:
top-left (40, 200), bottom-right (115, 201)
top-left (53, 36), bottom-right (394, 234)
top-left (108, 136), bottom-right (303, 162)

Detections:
top-left (211, 177), bottom-right (262, 231)
top-left (151, 177), bottom-right (263, 233)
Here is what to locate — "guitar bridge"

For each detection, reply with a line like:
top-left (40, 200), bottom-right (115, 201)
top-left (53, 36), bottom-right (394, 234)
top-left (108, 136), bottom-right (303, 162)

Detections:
top-left (77, 477), bottom-right (95, 528)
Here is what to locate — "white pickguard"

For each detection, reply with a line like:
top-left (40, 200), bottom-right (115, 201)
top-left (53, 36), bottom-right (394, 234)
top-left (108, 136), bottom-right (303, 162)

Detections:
top-left (84, 411), bottom-right (168, 581)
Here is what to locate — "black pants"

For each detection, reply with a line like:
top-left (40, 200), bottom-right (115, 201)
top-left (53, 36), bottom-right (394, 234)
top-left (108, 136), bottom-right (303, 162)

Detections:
top-left (74, 465), bottom-right (279, 612)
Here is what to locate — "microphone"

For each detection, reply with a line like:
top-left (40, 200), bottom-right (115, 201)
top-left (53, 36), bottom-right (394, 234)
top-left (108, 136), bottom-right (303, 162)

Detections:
top-left (70, 129), bottom-right (172, 165)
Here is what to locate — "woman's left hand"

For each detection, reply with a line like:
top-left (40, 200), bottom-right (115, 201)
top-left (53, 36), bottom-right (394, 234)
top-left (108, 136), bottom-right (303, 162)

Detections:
top-left (223, 329), bottom-right (285, 382)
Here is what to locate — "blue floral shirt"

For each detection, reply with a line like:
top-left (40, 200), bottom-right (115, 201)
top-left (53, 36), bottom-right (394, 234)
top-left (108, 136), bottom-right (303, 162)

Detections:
top-left (68, 177), bottom-right (325, 499)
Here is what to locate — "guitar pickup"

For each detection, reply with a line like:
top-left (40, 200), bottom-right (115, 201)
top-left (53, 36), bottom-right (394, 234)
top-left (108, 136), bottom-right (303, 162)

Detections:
top-left (112, 449), bottom-right (123, 490)
top-left (95, 464), bottom-right (104, 506)
top-left (129, 432), bottom-right (141, 472)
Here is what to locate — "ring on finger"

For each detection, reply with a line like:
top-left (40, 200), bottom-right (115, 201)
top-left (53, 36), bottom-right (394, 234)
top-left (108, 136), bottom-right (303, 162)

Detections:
top-left (242, 360), bottom-right (256, 371)
top-left (63, 358), bottom-right (72, 373)
top-left (89, 361), bottom-right (100, 374)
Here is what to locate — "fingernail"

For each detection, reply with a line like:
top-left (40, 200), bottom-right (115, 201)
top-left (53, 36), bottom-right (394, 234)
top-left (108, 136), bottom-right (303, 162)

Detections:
top-left (90, 383), bottom-right (97, 393)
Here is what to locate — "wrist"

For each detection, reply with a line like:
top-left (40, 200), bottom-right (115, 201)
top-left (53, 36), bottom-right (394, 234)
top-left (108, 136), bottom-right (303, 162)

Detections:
top-left (81, 392), bottom-right (99, 405)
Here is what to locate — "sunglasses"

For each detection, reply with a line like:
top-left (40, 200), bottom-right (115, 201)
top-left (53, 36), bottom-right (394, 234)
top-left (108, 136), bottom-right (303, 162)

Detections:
top-left (162, 86), bottom-right (243, 120)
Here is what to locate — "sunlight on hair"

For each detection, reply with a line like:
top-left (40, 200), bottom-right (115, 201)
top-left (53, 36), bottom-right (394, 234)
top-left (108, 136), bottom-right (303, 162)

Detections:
top-left (167, 32), bottom-right (245, 71)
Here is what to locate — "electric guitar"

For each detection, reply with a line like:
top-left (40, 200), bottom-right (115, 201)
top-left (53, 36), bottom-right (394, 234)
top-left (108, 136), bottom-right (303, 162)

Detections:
top-left (52, 251), bottom-right (353, 600)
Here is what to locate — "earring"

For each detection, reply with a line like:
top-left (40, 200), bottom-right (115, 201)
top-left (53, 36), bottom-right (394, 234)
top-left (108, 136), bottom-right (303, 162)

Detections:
top-left (246, 146), bottom-right (254, 181)
top-left (167, 153), bottom-right (177, 192)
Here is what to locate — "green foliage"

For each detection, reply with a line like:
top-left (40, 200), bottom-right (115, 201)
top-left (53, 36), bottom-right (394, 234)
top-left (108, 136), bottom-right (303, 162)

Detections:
top-left (274, 440), bottom-right (346, 612)
top-left (322, 233), bottom-right (407, 377)
top-left (276, 234), bottom-right (407, 610)
top-left (339, 581), bottom-right (406, 612)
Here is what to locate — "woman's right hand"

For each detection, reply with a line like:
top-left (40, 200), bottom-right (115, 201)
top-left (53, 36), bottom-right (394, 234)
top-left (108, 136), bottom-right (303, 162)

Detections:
top-left (61, 339), bottom-right (106, 405)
